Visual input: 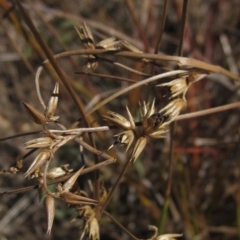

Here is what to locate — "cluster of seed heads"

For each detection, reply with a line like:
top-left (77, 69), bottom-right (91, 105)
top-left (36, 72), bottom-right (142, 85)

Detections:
top-left (105, 97), bottom-right (187, 162)
top-left (1, 22), bottom-right (207, 240)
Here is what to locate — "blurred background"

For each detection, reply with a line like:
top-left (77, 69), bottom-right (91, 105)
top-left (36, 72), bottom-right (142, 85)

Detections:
top-left (0, 0), bottom-right (240, 239)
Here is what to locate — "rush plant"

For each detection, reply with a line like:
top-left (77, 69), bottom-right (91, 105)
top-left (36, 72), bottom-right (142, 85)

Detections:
top-left (1, 1), bottom-right (240, 240)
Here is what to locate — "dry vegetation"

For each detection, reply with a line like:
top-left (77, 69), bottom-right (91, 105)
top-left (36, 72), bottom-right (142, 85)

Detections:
top-left (0, 0), bottom-right (240, 240)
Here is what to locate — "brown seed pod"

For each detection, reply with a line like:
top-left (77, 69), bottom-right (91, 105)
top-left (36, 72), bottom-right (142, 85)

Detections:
top-left (61, 166), bottom-right (84, 193)
top-left (44, 82), bottom-right (59, 120)
top-left (60, 192), bottom-right (98, 205)
top-left (46, 164), bottom-right (73, 179)
top-left (76, 23), bottom-right (95, 49)
top-left (96, 37), bottom-right (120, 51)
top-left (44, 195), bottom-right (55, 234)
top-left (24, 137), bottom-right (53, 149)
top-left (24, 150), bottom-right (52, 178)
top-left (22, 102), bottom-right (47, 124)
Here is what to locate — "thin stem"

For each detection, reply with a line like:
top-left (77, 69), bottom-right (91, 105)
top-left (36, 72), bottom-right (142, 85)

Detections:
top-left (103, 211), bottom-right (139, 240)
top-left (43, 159), bottom-right (59, 198)
top-left (125, 0), bottom-right (149, 52)
top-left (87, 70), bottom-right (187, 115)
top-left (154, 0), bottom-right (169, 54)
top-left (0, 131), bottom-right (41, 142)
top-left (0, 158), bottom-right (116, 195)
top-left (35, 65), bottom-right (46, 110)
top-left (37, 48), bottom-right (240, 82)
top-left (49, 126), bottom-right (110, 134)
top-left (148, 0), bottom-right (169, 98)
top-left (100, 158), bottom-right (132, 213)
top-left (176, 101), bottom-right (240, 121)
top-left (158, 122), bottom-right (175, 233)
top-left (75, 71), bottom-right (137, 83)
top-left (178, 0), bottom-right (189, 56)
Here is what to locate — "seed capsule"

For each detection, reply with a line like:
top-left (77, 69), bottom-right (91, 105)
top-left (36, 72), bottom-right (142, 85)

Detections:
top-left (47, 164), bottom-right (73, 179)
top-left (44, 82), bottom-right (59, 120)
top-left (24, 137), bottom-right (53, 149)
top-left (96, 37), bottom-right (120, 50)
top-left (44, 195), bottom-right (55, 234)
top-left (60, 192), bottom-right (98, 205)
top-left (24, 150), bottom-right (52, 178)
top-left (62, 166), bottom-right (84, 193)
top-left (76, 22), bottom-right (95, 49)
top-left (22, 102), bottom-right (47, 124)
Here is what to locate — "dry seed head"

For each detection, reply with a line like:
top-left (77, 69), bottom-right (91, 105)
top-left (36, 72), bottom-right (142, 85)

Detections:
top-left (24, 137), bottom-right (53, 149)
top-left (139, 98), bottom-right (186, 139)
top-left (96, 37), bottom-right (120, 51)
top-left (108, 130), bottom-right (135, 152)
top-left (139, 100), bottom-right (168, 138)
top-left (100, 185), bottom-right (108, 204)
top-left (60, 192), bottom-right (98, 205)
top-left (47, 164), bottom-right (73, 179)
top-left (44, 195), bottom-right (55, 235)
top-left (80, 217), bottom-right (100, 240)
top-left (22, 102), bottom-right (47, 124)
top-left (159, 98), bottom-right (186, 124)
top-left (140, 99), bottom-right (161, 135)
top-left (29, 167), bottom-right (43, 179)
top-left (76, 23), bottom-right (95, 49)
top-left (147, 127), bottom-right (168, 139)
top-left (24, 150), bottom-right (52, 178)
top-left (77, 205), bottom-right (95, 223)
top-left (6, 158), bottom-right (23, 174)
top-left (88, 218), bottom-right (100, 240)
top-left (61, 166), bottom-right (84, 193)
top-left (140, 99), bottom-right (156, 122)
top-left (75, 23), bottom-right (98, 69)
top-left (130, 136), bottom-right (147, 162)
top-left (157, 77), bottom-right (188, 98)
top-left (44, 82), bottom-right (59, 120)
top-left (7, 166), bottom-right (19, 174)
top-left (103, 106), bottom-right (135, 130)
top-left (87, 59), bottom-right (98, 70)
